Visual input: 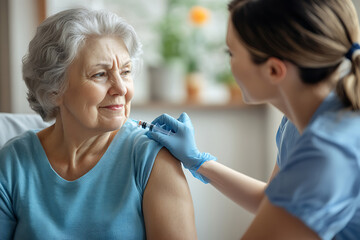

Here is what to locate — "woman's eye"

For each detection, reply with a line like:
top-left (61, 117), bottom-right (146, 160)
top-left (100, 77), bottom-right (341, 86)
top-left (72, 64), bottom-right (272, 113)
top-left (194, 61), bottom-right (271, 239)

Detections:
top-left (92, 72), bottom-right (107, 78)
top-left (225, 48), bottom-right (233, 57)
top-left (121, 70), bottom-right (132, 77)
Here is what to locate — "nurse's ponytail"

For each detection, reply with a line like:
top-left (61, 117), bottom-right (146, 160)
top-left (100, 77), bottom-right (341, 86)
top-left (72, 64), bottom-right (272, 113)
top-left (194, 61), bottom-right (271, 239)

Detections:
top-left (228, 0), bottom-right (360, 110)
top-left (336, 46), bottom-right (360, 110)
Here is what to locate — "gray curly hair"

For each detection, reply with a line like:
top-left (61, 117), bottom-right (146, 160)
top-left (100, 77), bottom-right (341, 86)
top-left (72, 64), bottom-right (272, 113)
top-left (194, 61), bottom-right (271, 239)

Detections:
top-left (22, 8), bottom-right (142, 121)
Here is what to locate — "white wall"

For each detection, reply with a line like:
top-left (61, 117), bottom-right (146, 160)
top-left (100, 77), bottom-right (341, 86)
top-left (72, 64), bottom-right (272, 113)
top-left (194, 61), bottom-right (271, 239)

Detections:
top-left (9, 0), bottom-right (38, 114)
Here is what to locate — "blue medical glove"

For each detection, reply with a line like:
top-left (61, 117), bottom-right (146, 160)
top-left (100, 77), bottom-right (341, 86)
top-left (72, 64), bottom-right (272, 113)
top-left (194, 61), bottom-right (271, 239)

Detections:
top-left (146, 112), bottom-right (216, 183)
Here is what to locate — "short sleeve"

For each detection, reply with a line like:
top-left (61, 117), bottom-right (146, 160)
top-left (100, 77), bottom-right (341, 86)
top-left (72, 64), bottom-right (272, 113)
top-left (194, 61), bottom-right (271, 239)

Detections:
top-left (0, 146), bottom-right (17, 239)
top-left (266, 132), bottom-right (360, 240)
top-left (0, 185), bottom-right (16, 239)
top-left (132, 133), bottom-right (163, 193)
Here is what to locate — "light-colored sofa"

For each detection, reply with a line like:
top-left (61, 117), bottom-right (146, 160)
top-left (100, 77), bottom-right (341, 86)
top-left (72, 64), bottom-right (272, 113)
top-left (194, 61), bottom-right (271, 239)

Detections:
top-left (0, 113), bottom-right (51, 148)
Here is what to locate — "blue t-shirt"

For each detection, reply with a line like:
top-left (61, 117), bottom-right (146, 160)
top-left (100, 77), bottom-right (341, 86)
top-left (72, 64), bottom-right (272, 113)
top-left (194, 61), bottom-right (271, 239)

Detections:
top-left (266, 92), bottom-right (360, 240)
top-left (0, 120), bottom-right (162, 239)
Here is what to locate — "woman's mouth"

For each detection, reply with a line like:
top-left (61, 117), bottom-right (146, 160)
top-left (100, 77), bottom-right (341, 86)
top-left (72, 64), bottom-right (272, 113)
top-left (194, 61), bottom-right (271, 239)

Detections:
top-left (100, 104), bottom-right (124, 111)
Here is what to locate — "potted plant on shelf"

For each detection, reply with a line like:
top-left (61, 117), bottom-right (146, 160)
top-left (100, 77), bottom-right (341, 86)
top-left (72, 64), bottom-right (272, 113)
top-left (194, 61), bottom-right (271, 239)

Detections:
top-left (217, 69), bottom-right (243, 104)
top-left (147, 0), bottom-right (186, 103)
top-left (149, 1), bottom-right (216, 104)
top-left (183, 5), bottom-right (211, 103)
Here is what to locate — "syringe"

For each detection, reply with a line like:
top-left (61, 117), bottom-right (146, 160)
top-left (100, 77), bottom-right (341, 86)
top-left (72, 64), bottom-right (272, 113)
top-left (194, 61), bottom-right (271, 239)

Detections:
top-left (131, 119), bottom-right (174, 136)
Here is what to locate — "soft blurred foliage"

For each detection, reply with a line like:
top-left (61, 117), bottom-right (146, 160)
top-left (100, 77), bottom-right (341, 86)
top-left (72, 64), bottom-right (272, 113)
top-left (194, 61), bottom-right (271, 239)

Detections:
top-left (217, 68), bottom-right (236, 85)
top-left (104, 0), bottom-right (231, 84)
top-left (154, 0), bottom-right (229, 76)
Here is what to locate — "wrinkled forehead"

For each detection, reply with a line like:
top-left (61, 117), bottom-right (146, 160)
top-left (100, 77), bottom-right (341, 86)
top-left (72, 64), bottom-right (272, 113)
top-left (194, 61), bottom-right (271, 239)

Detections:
top-left (76, 36), bottom-right (131, 67)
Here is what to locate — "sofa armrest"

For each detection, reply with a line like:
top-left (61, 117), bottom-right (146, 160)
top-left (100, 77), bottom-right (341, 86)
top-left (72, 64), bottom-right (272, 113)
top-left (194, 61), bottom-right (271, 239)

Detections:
top-left (0, 113), bottom-right (51, 148)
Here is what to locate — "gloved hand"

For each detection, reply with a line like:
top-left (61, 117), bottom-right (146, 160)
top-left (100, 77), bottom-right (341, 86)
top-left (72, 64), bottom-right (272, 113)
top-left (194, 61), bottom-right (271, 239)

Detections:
top-left (146, 112), bottom-right (216, 183)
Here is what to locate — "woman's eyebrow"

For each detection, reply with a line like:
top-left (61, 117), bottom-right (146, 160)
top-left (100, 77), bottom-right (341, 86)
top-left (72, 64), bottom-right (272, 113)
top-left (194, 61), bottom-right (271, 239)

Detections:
top-left (89, 61), bottom-right (112, 68)
top-left (90, 60), bottom-right (131, 69)
top-left (121, 60), bottom-right (132, 67)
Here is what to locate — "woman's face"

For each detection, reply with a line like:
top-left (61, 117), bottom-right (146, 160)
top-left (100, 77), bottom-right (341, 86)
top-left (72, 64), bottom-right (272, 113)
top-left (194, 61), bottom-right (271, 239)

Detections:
top-left (226, 17), bottom-right (277, 104)
top-left (57, 36), bottom-right (134, 132)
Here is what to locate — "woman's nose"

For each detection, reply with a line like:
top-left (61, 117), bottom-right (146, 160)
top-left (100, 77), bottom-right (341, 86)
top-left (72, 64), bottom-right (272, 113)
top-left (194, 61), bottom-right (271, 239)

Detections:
top-left (108, 73), bottom-right (127, 96)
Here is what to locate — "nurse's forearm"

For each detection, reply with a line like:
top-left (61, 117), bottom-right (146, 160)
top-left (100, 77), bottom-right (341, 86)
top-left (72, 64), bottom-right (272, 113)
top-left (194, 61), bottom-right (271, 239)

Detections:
top-left (197, 161), bottom-right (266, 214)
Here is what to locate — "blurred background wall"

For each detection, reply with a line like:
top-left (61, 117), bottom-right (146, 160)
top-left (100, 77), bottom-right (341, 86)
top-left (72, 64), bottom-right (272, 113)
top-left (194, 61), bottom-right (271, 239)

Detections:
top-left (2, 0), bottom-right (359, 239)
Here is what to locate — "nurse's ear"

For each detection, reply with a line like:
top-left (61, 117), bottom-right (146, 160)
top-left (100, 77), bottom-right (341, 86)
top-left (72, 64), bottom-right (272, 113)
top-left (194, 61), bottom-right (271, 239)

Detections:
top-left (262, 57), bottom-right (287, 85)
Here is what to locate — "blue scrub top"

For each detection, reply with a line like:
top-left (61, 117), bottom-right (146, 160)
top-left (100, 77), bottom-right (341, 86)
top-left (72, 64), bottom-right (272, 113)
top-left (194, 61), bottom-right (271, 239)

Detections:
top-left (266, 92), bottom-right (360, 240)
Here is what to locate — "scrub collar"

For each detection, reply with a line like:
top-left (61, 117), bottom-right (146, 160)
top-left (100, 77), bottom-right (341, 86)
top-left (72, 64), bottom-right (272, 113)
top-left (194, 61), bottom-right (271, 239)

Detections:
top-left (308, 91), bottom-right (344, 126)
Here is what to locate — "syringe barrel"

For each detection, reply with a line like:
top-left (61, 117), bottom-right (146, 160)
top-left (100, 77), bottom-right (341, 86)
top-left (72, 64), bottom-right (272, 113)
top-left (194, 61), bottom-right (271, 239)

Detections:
top-left (138, 120), bottom-right (173, 136)
top-left (152, 124), bottom-right (174, 136)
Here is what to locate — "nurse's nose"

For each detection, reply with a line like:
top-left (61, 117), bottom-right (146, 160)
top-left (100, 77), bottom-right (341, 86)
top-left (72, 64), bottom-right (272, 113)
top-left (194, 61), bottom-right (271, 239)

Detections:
top-left (108, 73), bottom-right (127, 96)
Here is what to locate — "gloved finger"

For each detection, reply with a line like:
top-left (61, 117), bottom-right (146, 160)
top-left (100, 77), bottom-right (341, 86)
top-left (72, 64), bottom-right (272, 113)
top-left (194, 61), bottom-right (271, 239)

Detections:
top-left (177, 112), bottom-right (194, 132)
top-left (177, 112), bottom-right (190, 123)
top-left (146, 130), bottom-right (169, 146)
top-left (150, 114), bottom-right (168, 125)
top-left (151, 114), bottom-right (179, 132)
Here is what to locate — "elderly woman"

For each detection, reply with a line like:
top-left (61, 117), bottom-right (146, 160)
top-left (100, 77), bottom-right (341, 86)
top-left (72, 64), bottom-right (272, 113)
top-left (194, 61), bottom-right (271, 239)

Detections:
top-left (0, 8), bottom-right (196, 239)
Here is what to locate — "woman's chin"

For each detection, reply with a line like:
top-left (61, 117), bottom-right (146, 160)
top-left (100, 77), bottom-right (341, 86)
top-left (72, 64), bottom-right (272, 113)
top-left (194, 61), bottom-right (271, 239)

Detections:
top-left (110, 117), bottom-right (127, 128)
top-left (96, 115), bottom-right (127, 131)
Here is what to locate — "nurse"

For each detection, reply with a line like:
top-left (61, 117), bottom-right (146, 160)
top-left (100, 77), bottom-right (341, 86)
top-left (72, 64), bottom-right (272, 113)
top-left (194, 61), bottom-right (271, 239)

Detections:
top-left (147, 0), bottom-right (360, 239)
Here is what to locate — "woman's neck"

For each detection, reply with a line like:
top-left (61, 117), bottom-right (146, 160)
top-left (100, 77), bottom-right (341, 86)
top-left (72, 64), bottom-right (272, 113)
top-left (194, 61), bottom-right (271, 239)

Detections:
top-left (37, 117), bottom-right (118, 181)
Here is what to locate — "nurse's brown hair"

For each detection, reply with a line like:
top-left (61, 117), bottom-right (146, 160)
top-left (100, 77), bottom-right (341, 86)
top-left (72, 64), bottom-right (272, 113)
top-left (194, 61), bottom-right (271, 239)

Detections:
top-left (228, 0), bottom-right (360, 110)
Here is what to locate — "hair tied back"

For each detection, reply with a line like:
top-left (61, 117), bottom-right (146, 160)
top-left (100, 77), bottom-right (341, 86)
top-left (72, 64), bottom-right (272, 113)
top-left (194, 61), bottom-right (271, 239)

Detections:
top-left (345, 43), bottom-right (360, 60)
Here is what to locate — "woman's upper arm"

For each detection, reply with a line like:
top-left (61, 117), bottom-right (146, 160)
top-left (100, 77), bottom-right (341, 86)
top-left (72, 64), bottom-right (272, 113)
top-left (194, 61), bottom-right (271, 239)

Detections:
top-left (142, 148), bottom-right (197, 240)
top-left (242, 197), bottom-right (320, 240)
top-left (0, 150), bottom-right (17, 240)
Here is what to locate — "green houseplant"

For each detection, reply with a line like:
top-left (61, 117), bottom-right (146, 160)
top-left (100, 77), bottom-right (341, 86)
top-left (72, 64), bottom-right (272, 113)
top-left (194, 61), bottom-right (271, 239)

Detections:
top-left (217, 69), bottom-right (243, 103)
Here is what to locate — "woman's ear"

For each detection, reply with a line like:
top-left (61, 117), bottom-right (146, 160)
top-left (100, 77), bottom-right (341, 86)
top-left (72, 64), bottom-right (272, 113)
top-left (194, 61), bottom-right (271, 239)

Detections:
top-left (263, 57), bottom-right (287, 85)
top-left (53, 92), bottom-right (63, 106)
